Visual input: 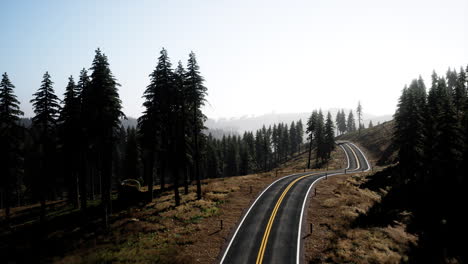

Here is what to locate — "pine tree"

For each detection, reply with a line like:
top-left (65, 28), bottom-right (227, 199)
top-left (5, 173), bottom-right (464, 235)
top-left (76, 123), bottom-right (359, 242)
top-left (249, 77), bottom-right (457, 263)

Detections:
top-left (280, 124), bottom-right (289, 162)
top-left (289, 121), bottom-right (297, 155)
top-left (83, 49), bottom-right (124, 225)
top-left (454, 67), bottom-right (467, 118)
top-left (30, 71), bottom-right (61, 223)
top-left (174, 61), bottom-right (190, 195)
top-left (272, 124), bottom-right (279, 165)
top-left (255, 129), bottom-right (264, 170)
top-left (315, 110), bottom-right (325, 166)
top-left (0, 73), bottom-right (24, 222)
top-left (76, 69), bottom-right (90, 212)
top-left (340, 109), bottom-right (347, 134)
top-left (335, 111), bottom-right (341, 135)
top-left (58, 76), bottom-right (81, 208)
top-left (306, 111), bottom-right (318, 169)
top-left (432, 77), bottom-right (463, 182)
top-left (296, 119), bottom-right (304, 152)
top-left (357, 101), bottom-right (363, 134)
top-left (324, 112), bottom-right (335, 161)
top-left (138, 48), bottom-right (173, 202)
top-left (347, 110), bottom-right (356, 132)
top-left (265, 126), bottom-right (272, 169)
top-left (185, 51), bottom-right (207, 200)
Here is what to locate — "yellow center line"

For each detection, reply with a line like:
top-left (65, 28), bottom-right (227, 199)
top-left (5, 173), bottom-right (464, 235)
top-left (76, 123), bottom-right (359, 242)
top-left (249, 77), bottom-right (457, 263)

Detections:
top-left (347, 144), bottom-right (361, 170)
top-left (255, 173), bottom-right (313, 264)
top-left (255, 143), bottom-right (358, 264)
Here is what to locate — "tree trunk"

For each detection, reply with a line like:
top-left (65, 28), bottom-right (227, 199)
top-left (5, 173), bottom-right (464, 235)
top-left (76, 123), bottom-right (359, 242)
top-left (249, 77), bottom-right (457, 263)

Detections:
top-left (144, 149), bottom-right (154, 203)
top-left (80, 152), bottom-right (88, 215)
top-left (4, 189), bottom-right (10, 223)
top-left (184, 166), bottom-right (189, 195)
top-left (194, 134), bottom-right (201, 199)
top-left (173, 156), bottom-right (181, 206)
top-left (160, 159), bottom-right (166, 191)
top-left (193, 107), bottom-right (202, 200)
top-left (102, 142), bottom-right (113, 228)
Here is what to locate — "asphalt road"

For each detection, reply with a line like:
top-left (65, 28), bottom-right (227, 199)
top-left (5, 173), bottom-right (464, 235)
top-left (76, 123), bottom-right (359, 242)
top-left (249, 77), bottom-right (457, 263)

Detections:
top-left (219, 142), bottom-right (371, 264)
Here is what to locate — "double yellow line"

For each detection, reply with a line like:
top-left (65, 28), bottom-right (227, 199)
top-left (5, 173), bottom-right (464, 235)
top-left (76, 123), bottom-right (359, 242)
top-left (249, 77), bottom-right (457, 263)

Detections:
top-left (255, 173), bottom-right (312, 264)
top-left (255, 143), bottom-right (361, 264)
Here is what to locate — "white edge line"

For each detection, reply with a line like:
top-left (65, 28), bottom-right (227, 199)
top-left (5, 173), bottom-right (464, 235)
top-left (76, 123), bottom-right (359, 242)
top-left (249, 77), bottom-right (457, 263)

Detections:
top-left (295, 171), bottom-right (341, 264)
top-left (347, 142), bottom-right (361, 171)
top-left (219, 172), bottom-right (302, 263)
top-left (296, 142), bottom-right (368, 264)
top-left (340, 144), bottom-right (350, 170)
top-left (349, 142), bottom-right (371, 172)
top-left (221, 142), bottom-right (369, 264)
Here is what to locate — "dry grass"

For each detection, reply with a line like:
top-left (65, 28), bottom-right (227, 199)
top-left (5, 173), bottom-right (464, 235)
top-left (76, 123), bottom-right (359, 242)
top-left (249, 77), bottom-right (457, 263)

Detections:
top-left (305, 168), bottom-right (417, 264)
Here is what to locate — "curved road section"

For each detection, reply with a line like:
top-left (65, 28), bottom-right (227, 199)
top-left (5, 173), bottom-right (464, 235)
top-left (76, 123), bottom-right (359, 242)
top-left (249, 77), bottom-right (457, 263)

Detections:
top-left (219, 142), bottom-right (371, 264)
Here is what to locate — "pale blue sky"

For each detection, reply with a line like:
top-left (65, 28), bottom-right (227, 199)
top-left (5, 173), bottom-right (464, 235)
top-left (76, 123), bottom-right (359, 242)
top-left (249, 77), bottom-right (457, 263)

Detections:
top-left (1, 0), bottom-right (467, 119)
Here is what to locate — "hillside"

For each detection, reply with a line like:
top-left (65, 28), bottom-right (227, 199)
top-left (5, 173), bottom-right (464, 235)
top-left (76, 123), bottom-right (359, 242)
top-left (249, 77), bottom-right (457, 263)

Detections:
top-left (337, 120), bottom-right (396, 166)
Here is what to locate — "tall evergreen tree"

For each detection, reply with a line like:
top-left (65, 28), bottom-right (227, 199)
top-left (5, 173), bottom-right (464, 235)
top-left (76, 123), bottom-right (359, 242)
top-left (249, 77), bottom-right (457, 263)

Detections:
top-left (339, 109), bottom-right (347, 134)
top-left (0, 73), bottom-right (24, 222)
top-left (315, 110), bottom-right (325, 166)
top-left (296, 119), bottom-right (304, 152)
top-left (76, 69), bottom-right (91, 212)
top-left (185, 51), bottom-right (207, 200)
top-left (393, 80), bottom-right (426, 184)
top-left (289, 121), bottom-right (297, 155)
top-left (324, 112), bottom-right (335, 161)
top-left (306, 111), bottom-right (318, 169)
top-left (174, 61), bottom-right (190, 195)
top-left (272, 124), bottom-right (279, 165)
top-left (347, 110), bottom-right (356, 132)
top-left (357, 101), bottom-right (363, 134)
top-left (30, 71), bottom-right (61, 223)
top-left (58, 76), bottom-right (81, 208)
top-left (454, 67), bottom-right (467, 118)
top-left (83, 49), bottom-right (124, 225)
top-left (138, 48), bottom-right (173, 202)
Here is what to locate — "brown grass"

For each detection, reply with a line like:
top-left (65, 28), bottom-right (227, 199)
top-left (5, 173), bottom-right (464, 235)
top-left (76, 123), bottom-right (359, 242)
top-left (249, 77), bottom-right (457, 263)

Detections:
top-left (304, 169), bottom-right (417, 264)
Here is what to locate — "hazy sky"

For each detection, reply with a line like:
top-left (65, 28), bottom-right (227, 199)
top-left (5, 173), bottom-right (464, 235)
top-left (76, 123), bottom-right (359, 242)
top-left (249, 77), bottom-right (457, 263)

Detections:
top-left (1, 0), bottom-right (467, 119)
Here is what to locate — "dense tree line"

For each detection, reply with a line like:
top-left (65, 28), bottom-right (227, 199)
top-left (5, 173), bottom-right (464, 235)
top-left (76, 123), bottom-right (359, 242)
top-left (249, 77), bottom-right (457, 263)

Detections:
top-left (335, 108), bottom-right (359, 135)
top-left (0, 48), bottom-right (212, 225)
top-left (203, 120), bottom-right (304, 178)
top-left (393, 66), bottom-right (468, 262)
top-left (306, 110), bottom-right (336, 168)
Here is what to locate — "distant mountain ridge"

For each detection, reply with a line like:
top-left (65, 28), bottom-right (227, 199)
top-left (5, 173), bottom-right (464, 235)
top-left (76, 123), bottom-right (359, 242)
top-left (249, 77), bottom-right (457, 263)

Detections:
top-left (205, 110), bottom-right (393, 133)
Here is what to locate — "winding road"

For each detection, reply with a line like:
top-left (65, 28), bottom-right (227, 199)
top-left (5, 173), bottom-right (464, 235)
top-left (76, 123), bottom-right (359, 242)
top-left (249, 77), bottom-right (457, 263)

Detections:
top-left (219, 142), bottom-right (371, 264)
